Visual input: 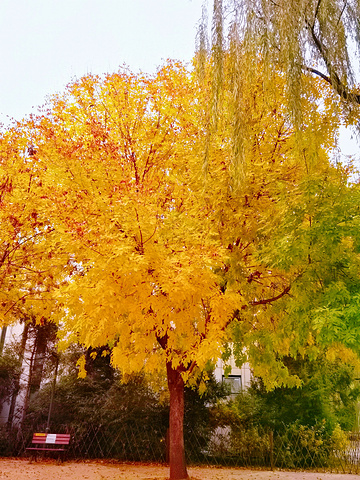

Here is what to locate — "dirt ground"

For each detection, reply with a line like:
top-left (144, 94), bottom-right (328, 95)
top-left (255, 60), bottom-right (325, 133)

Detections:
top-left (0, 459), bottom-right (359, 480)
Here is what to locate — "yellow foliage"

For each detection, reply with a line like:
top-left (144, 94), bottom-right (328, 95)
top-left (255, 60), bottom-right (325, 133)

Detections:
top-left (331, 424), bottom-right (350, 451)
top-left (326, 344), bottom-right (360, 368)
top-left (76, 354), bottom-right (87, 379)
top-left (0, 128), bottom-right (70, 325)
top-left (9, 56), bottom-right (344, 390)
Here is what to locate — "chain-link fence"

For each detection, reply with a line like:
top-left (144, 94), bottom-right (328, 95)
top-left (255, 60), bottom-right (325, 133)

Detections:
top-left (3, 421), bottom-right (360, 473)
top-left (4, 422), bottom-right (360, 473)
top-left (2, 422), bottom-right (167, 463)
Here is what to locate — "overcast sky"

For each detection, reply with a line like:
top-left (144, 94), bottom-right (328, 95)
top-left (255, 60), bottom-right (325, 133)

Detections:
top-left (0, 0), bottom-right (205, 124)
top-left (0, 0), bottom-right (357, 161)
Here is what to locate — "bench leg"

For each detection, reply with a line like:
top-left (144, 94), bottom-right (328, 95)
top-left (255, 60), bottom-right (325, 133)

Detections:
top-left (28, 453), bottom-right (37, 463)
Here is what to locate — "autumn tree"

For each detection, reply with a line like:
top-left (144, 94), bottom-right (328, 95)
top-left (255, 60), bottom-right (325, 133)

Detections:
top-left (31, 63), bottom-right (234, 480)
top-left (0, 128), bottom-right (71, 324)
top-left (20, 57), bottom-right (355, 479)
top-left (0, 127), bottom-right (77, 431)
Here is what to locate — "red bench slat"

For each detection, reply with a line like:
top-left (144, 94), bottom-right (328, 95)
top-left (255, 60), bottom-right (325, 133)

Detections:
top-left (31, 433), bottom-right (70, 445)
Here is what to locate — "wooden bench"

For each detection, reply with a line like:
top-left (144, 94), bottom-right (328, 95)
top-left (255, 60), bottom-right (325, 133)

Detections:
top-left (26, 433), bottom-right (71, 461)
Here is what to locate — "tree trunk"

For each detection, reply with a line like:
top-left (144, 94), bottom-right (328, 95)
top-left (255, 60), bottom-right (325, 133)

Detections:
top-left (30, 322), bottom-right (58, 396)
top-left (0, 326), bottom-right (7, 354)
top-left (30, 324), bottom-right (48, 395)
top-left (166, 361), bottom-right (188, 480)
top-left (7, 322), bottom-right (29, 430)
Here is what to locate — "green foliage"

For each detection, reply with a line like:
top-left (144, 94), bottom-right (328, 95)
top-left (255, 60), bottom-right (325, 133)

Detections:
top-left (263, 172), bottom-right (360, 357)
top-left (229, 356), bottom-right (359, 433)
top-left (0, 346), bottom-right (21, 403)
top-left (184, 374), bottom-right (229, 428)
top-left (27, 347), bottom-right (167, 429)
top-left (205, 367), bottom-right (355, 470)
top-left (331, 423), bottom-right (350, 451)
top-left (274, 422), bottom-right (330, 469)
top-left (0, 425), bottom-right (20, 456)
top-left (198, 354), bottom-right (359, 468)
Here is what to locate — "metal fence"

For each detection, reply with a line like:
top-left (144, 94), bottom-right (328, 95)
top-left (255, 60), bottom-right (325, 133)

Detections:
top-left (3, 422), bottom-right (360, 473)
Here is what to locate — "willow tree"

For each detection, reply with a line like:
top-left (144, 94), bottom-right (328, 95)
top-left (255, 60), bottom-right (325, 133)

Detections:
top-left (195, 0), bottom-right (360, 406)
top-left (200, 0), bottom-right (360, 132)
top-left (200, 0), bottom-right (360, 366)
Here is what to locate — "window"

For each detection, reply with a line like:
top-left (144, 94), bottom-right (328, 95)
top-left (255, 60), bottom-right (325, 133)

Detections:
top-left (222, 375), bottom-right (242, 395)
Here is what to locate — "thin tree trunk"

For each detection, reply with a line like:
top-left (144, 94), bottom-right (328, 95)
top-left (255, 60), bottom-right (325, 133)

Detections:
top-left (166, 361), bottom-right (188, 480)
top-left (0, 326), bottom-right (7, 354)
top-left (7, 322), bottom-right (29, 430)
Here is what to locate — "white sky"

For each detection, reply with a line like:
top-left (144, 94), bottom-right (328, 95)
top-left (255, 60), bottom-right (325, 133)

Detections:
top-left (0, 0), bottom-right (205, 125)
top-left (0, 0), bottom-right (357, 162)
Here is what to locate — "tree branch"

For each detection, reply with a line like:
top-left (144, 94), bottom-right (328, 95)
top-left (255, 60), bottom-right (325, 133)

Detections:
top-left (250, 285), bottom-right (291, 306)
top-left (156, 332), bottom-right (168, 350)
top-left (314, 0), bottom-right (322, 25)
top-left (305, 66), bottom-right (360, 104)
top-left (305, 22), bottom-right (360, 105)
top-left (337, 0), bottom-right (348, 26)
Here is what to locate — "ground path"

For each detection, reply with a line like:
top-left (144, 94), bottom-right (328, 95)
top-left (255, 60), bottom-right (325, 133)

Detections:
top-left (0, 458), bottom-right (358, 480)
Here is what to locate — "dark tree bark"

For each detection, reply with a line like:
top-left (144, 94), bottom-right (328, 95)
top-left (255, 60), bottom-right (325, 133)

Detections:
top-left (30, 324), bottom-right (49, 395)
top-left (166, 361), bottom-right (188, 480)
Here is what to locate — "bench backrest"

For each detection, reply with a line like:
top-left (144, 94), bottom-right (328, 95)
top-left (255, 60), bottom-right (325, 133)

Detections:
top-left (32, 433), bottom-right (71, 445)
